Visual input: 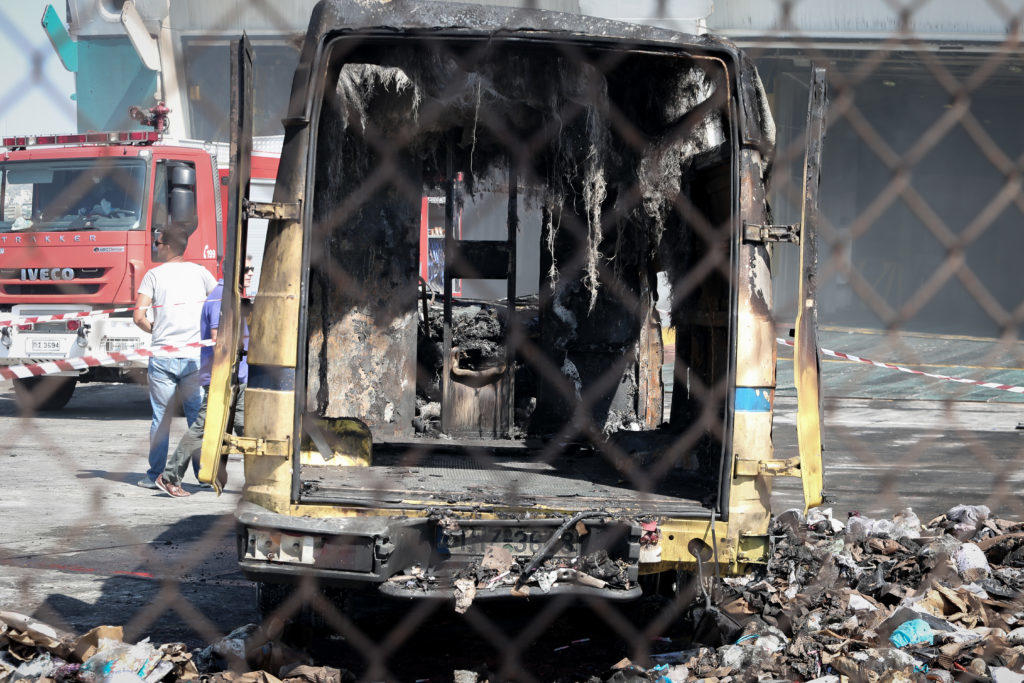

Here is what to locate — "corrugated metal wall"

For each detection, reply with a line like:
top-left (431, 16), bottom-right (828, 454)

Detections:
top-left (707, 0), bottom-right (1019, 41)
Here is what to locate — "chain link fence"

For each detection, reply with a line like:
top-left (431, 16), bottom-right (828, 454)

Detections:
top-left (0, 1), bottom-right (1022, 681)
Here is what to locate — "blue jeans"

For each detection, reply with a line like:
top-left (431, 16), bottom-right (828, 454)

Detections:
top-left (147, 356), bottom-right (202, 481)
top-left (164, 384), bottom-right (246, 486)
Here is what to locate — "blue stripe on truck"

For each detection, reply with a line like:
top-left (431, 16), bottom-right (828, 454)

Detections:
top-left (734, 387), bottom-right (772, 412)
top-left (247, 364), bottom-right (296, 391)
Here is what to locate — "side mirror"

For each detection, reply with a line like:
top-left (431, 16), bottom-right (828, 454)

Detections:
top-left (168, 165), bottom-right (197, 226)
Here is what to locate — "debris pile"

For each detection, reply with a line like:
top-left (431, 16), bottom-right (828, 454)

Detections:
top-left (615, 504), bottom-right (1024, 681)
top-left (3, 505), bottom-right (1021, 681)
top-left (0, 614), bottom-right (351, 683)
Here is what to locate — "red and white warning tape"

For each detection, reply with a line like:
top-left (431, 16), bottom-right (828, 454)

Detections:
top-left (0, 299), bottom-right (222, 328)
top-left (0, 339), bottom-right (214, 382)
top-left (777, 338), bottom-right (1024, 394)
top-left (3, 333), bottom-right (1019, 395)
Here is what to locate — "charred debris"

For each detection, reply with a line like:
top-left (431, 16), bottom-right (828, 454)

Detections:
top-left (372, 505), bottom-right (1024, 679)
top-left (384, 511), bottom-right (652, 612)
top-left (4, 508), bottom-right (1019, 681)
top-left (304, 37), bottom-right (765, 452)
top-left (605, 505), bottom-right (1024, 681)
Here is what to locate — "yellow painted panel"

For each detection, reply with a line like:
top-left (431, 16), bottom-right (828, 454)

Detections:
top-left (241, 387), bottom-right (295, 510)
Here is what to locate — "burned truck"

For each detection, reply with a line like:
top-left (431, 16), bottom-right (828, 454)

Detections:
top-left (200, 0), bottom-right (828, 609)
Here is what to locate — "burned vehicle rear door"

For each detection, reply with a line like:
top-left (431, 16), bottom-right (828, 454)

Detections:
top-left (231, 1), bottom-right (792, 597)
top-left (200, 35), bottom-right (253, 490)
top-left (795, 67), bottom-right (827, 511)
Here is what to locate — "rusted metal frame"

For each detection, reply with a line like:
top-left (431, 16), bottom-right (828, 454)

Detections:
top-left (243, 199), bottom-right (301, 221)
top-left (794, 66), bottom-right (827, 511)
top-left (733, 456), bottom-right (801, 478)
top-left (228, 434), bottom-right (292, 457)
top-left (742, 222), bottom-right (799, 244)
top-left (504, 158), bottom-right (518, 437)
top-left (441, 142), bottom-right (456, 435)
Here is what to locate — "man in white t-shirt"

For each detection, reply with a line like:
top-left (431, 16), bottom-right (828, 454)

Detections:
top-left (133, 225), bottom-right (217, 488)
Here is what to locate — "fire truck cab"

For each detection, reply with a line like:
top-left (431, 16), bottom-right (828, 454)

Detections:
top-left (0, 132), bottom-right (278, 410)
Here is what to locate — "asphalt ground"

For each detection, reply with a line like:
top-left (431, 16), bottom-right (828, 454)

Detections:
top-left (0, 380), bottom-right (1021, 679)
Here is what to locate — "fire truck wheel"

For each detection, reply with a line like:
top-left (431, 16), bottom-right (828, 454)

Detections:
top-left (12, 376), bottom-right (77, 411)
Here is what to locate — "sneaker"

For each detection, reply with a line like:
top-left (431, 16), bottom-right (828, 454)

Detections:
top-left (154, 474), bottom-right (191, 498)
top-left (137, 478), bottom-right (159, 490)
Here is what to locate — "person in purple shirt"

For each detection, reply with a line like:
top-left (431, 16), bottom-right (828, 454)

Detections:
top-left (155, 263), bottom-right (253, 498)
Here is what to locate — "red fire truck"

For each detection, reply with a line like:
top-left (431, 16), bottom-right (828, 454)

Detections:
top-left (0, 131), bottom-right (279, 410)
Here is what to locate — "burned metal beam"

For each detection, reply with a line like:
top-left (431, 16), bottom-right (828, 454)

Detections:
top-left (502, 159), bottom-right (518, 436)
top-left (441, 142), bottom-right (456, 436)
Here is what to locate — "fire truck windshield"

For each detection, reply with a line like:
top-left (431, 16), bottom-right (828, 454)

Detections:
top-left (0, 158), bottom-right (147, 232)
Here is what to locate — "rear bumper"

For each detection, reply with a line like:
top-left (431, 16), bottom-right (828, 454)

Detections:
top-left (379, 581), bottom-right (642, 600)
top-left (235, 501), bottom-right (642, 598)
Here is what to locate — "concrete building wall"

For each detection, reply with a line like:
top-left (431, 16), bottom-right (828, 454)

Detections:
top-left (762, 50), bottom-right (1024, 338)
top-left (708, 0), bottom-right (1021, 42)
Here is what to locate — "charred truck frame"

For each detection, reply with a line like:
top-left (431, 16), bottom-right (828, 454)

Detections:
top-left (201, 0), bottom-right (827, 607)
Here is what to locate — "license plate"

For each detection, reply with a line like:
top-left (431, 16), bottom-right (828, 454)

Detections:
top-left (104, 338), bottom-right (138, 353)
top-left (445, 527), bottom-right (576, 558)
top-left (28, 338), bottom-right (63, 355)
